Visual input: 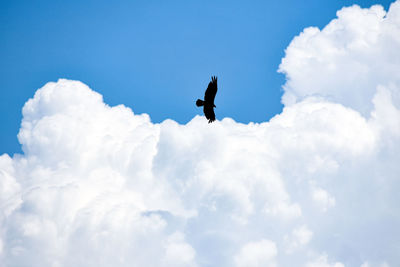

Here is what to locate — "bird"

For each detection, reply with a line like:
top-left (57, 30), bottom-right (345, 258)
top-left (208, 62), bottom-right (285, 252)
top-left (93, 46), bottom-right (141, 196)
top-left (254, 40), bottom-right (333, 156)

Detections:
top-left (196, 76), bottom-right (218, 123)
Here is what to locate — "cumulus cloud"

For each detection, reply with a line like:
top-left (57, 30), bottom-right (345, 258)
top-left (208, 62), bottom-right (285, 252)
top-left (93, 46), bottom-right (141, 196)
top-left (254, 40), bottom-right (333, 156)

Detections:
top-left (305, 254), bottom-right (345, 267)
top-left (284, 225), bottom-right (313, 253)
top-left (311, 186), bottom-right (336, 212)
top-left (1, 1), bottom-right (400, 267)
top-left (234, 239), bottom-right (277, 267)
top-left (279, 1), bottom-right (400, 116)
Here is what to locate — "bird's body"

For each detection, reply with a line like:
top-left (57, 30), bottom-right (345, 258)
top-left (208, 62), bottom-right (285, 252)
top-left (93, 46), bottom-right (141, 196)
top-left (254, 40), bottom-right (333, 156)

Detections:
top-left (196, 76), bottom-right (218, 123)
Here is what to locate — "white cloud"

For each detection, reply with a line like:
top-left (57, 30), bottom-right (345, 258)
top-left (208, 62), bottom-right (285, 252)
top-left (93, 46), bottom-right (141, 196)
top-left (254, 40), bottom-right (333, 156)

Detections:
top-left (284, 225), bottom-right (313, 253)
top-left (311, 187), bottom-right (336, 212)
top-left (279, 1), bottom-right (400, 117)
top-left (234, 239), bottom-right (277, 267)
top-left (305, 254), bottom-right (345, 267)
top-left (361, 262), bottom-right (390, 267)
top-left (1, 1), bottom-right (400, 267)
top-left (163, 232), bottom-right (196, 267)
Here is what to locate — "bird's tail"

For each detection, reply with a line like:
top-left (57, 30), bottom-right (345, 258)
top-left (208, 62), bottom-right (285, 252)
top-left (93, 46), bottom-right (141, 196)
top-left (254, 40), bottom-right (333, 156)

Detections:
top-left (196, 99), bottom-right (204, 107)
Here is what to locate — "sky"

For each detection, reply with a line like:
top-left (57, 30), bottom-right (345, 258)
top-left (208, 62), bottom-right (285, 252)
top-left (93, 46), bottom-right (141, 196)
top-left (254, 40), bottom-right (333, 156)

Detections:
top-left (0, 0), bottom-right (394, 155)
top-left (1, 1), bottom-right (400, 267)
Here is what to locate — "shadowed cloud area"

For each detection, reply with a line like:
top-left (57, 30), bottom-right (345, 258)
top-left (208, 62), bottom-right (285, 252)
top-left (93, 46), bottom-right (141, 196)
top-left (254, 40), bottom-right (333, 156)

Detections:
top-left (1, 1), bottom-right (400, 267)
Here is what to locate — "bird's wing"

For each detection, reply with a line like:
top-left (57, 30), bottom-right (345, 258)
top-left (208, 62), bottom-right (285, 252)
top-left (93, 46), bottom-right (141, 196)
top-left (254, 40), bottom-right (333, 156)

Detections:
top-left (204, 105), bottom-right (216, 123)
top-left (204, 76), bottom-right (218, 104)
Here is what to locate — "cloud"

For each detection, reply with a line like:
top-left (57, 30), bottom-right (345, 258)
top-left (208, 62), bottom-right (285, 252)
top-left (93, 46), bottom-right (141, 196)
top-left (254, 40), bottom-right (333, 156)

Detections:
top-left (163, 232), bottom-right (196, 266)
top-left (361, 262), bottom-right (390, 267)
top-left (311, 186), bottom-right (336, 212)
top-left (1, 1), bottom-right (400, 267)
top-left (305, 254), bottom-right (345, 267)
top-left (279, 1), bottom-right (400, 117)
top-left (234, 239), bottom-right (277, 267)
top-left (284, 225), bottom-right (313, 253)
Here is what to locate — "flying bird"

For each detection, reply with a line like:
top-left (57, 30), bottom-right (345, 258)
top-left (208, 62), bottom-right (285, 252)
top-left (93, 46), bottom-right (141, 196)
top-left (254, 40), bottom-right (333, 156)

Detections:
top-left (196, 76), bottom-right (218, 123)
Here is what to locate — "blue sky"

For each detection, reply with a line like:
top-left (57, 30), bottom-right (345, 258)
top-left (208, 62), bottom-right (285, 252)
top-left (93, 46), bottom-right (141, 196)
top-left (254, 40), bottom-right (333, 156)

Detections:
top-left (0, 0), bottom-right (393, 155)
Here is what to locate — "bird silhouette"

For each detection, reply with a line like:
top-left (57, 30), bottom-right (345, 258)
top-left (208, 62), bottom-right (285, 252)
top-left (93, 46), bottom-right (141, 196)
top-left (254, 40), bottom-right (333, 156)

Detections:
top-left (196, 76), bottom-right (218, 123)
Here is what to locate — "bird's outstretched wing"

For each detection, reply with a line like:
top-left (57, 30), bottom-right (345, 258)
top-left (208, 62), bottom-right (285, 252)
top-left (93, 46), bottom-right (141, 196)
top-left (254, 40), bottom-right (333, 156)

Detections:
top-left (204, 76), bottom-right (217, 104)
top-left (204, 105), bottom-right (216, 123)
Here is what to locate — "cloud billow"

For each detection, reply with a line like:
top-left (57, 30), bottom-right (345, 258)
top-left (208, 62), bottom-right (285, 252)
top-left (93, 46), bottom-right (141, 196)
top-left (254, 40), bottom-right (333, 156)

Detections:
top-left (1, 1), bottom-right (400, 266)
top-left (279, 2), bottom-right (400, 118)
